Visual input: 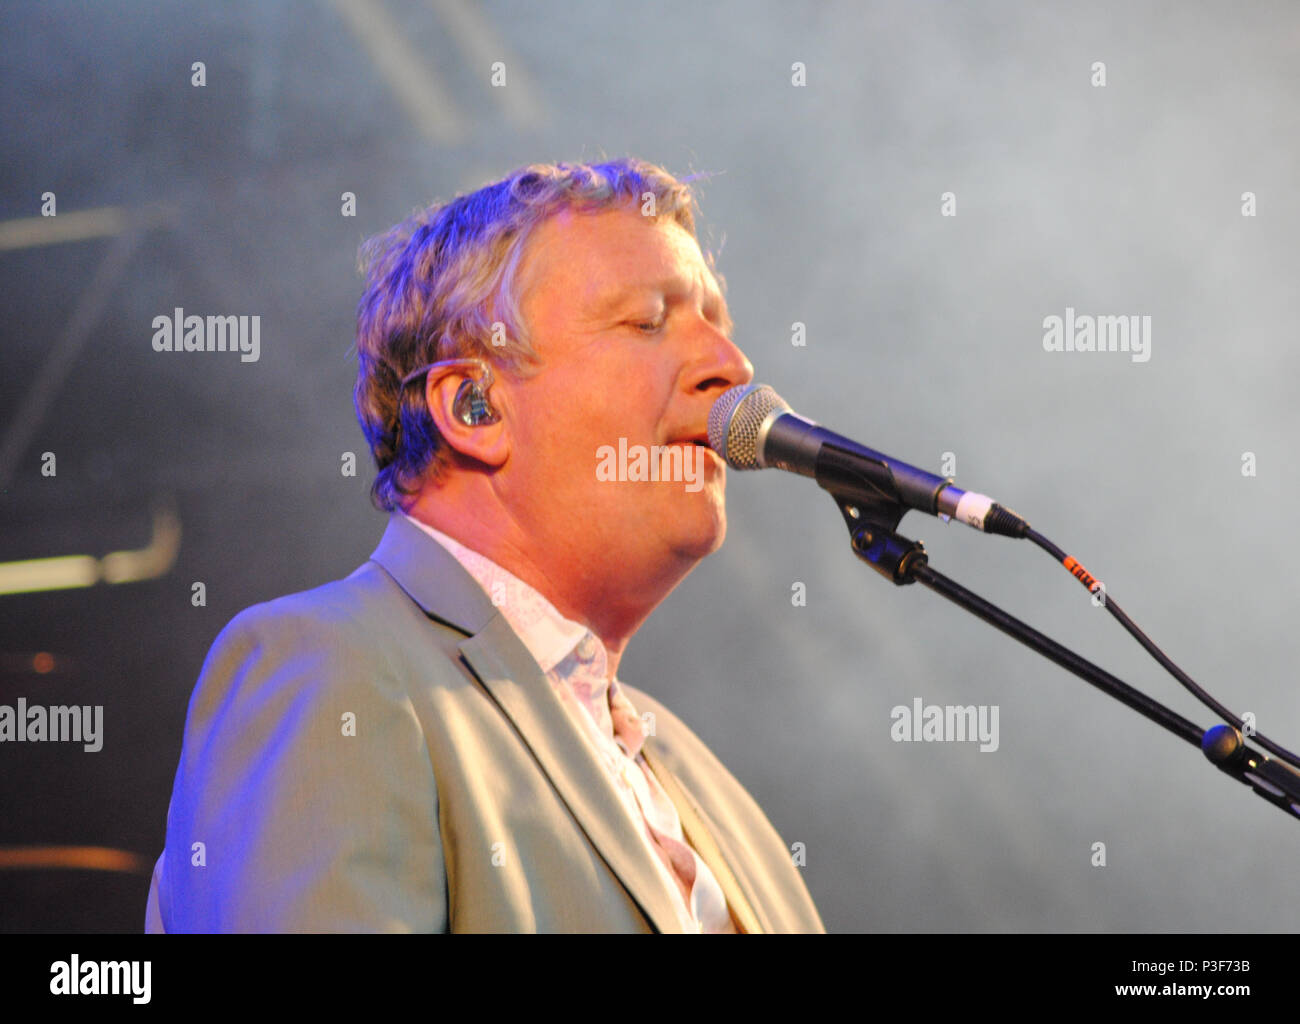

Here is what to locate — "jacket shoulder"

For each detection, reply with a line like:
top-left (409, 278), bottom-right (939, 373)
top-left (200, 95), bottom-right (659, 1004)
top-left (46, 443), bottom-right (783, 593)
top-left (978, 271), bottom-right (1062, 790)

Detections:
top-left (215, 559), bottom-right (407, 643)
top-left (201, 558), bottom-right (465, 682)
top-left (161, 558), bottom-right (451, 932)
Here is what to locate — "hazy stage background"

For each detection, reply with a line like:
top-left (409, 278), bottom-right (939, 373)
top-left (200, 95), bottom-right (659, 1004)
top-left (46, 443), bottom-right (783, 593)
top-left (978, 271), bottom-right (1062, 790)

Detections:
top-left (2, 0), bottom-right (1296, 932)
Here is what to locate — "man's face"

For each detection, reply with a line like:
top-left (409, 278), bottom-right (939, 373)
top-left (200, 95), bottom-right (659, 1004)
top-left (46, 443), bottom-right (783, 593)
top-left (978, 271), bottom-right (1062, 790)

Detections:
top-left (497, 203), bottom-right (753, 577)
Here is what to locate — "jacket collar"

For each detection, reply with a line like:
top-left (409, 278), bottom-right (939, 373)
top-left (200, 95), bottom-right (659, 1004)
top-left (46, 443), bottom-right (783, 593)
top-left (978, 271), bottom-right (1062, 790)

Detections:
top-left (369, 510), bottom-right (500, 637)
top-left (368, 512), bottom-right (684, 933)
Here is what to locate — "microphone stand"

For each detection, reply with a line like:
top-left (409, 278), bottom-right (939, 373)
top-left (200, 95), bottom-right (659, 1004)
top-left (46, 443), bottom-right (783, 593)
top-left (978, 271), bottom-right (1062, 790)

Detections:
top-left (829, 490), bottom-right (1300, 824)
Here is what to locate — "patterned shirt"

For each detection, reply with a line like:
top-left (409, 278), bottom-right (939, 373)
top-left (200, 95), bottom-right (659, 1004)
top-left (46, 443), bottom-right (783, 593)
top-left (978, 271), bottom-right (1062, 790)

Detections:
top-left (403, 514), bottom-right (737, 933)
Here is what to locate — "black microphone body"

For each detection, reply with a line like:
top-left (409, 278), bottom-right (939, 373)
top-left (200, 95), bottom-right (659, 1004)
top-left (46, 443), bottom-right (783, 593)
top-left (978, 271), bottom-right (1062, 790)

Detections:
top-left (708, 384), bottom-right (1027, 537)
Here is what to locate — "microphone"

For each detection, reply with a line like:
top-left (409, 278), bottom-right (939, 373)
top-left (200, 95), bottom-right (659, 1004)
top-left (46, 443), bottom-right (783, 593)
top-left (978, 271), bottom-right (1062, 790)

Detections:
top-left (707, 383), bottom-right (1028, 537)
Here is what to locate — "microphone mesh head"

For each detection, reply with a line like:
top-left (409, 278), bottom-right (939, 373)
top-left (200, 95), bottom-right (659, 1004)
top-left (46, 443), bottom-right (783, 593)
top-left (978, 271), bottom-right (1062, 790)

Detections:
top-left (708, 384), bottom-right (790, 469)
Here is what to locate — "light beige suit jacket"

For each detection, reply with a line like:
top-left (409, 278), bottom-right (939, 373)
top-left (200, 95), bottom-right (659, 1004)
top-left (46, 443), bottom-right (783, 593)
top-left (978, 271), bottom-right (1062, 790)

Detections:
top-left (145, 512), bottom-right (825, 933)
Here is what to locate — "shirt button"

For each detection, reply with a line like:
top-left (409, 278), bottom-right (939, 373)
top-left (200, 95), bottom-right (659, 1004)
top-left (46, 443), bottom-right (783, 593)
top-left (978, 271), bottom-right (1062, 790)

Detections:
top-left (575, 633), bottom-right (598, 662)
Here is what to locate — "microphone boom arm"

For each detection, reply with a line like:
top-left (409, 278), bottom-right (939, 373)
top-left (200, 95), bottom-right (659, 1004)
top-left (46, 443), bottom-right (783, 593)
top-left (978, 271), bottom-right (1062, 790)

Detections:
top-left (830, 489), bottom-right (1300, 825)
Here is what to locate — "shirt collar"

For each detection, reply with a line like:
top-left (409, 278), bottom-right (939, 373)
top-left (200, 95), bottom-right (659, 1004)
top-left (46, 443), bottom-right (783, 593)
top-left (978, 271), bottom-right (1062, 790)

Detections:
top-left (401, 513), bottom-right (609, 677)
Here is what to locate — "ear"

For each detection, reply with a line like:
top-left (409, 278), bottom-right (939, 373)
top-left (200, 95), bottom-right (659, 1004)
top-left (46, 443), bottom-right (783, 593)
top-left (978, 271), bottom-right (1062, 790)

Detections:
top-left (423, 371), bottom-right (510, 468)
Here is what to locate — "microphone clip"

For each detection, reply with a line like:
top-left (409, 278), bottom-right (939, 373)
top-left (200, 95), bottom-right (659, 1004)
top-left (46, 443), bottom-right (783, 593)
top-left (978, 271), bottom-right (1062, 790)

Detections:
top-left (831, 491), bottom-right (928, 586)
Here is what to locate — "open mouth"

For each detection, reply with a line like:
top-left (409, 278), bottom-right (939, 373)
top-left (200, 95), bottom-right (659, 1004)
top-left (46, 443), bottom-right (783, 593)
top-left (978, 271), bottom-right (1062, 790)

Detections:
top-left (665, 435), bottom-right (720, 463)
top-left (689, 440), bottom-right (722, 463)
top-left (683, 440), bottom-right (718, 459)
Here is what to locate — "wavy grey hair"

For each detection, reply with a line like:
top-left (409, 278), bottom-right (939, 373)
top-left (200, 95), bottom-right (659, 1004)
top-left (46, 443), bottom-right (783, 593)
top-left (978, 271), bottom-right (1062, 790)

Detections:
top-left (353, 157), bottom-right (718, 513)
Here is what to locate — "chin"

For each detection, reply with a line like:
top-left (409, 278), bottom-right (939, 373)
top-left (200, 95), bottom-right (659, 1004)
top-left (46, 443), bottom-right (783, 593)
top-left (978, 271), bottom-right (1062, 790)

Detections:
top-left (672, 496), bottom-right (727, 560)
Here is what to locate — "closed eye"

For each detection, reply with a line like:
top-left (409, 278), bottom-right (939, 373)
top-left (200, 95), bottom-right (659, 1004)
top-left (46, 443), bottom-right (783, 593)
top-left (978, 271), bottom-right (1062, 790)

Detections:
top-left (630, 317), bottom-right (665, 334)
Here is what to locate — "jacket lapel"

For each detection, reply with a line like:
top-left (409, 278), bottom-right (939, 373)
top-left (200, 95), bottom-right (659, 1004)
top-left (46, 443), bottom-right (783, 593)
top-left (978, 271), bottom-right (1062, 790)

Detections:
top-left (640, 740), bottom-right (768, 934)
top-left (458, 623), bottom-right (683, 933)
top-left (369, 513), bottom-right (683, 933)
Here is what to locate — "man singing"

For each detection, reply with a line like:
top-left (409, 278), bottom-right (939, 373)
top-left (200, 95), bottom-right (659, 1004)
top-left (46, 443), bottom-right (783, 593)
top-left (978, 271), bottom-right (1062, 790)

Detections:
top-left (145, 157), bottom-right (825, 933)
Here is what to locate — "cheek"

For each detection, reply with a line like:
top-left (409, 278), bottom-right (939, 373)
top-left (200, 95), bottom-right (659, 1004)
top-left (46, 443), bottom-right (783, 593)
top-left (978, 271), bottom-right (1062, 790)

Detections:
top-left (508, 359), bottom-right (673, 487)
top-left (586, 347), bottom-right (673, 415)
top-left (508, 385), bottom-right (590, 461)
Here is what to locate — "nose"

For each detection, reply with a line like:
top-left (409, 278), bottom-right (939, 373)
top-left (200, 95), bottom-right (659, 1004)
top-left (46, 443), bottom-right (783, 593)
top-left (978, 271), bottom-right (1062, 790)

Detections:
top-left (688, 321), bottom-right (754, 400)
